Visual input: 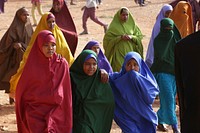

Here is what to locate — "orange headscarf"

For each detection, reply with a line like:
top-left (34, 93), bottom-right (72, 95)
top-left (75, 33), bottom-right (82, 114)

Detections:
top-left (170, 1), bottom-right (194, 38)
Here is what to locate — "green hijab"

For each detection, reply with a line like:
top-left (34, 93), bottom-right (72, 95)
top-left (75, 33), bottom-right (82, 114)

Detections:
top-left (70, 50), bottom-right (115, 133)
top-left (103, 7), bottom-right (143, 72)
top-left (151, 18), bottom-right (181, 75)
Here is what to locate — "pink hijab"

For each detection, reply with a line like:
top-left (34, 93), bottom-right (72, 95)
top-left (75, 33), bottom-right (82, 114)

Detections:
top-left (15, 30), bottom-right (72, 133)
top-left (50, 0), bottom-right (78, 56)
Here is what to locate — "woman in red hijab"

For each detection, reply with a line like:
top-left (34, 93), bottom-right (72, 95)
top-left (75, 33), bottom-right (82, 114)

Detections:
top-left (15, 30), bottom-right (72, 133)
top-left (50, 0), bottom-right (78, 56)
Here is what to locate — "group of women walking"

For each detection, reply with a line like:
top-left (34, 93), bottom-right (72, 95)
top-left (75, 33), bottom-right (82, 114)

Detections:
top-left (0, 0), bottom-right (200, 132)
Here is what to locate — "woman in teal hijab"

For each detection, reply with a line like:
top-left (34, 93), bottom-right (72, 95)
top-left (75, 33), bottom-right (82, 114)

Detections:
top-left (103, 7), bottom-right (143, 72)
top-left (150, 18), bottom-right (181, 133)
top-left (70, 50), bottom-right (115, 133)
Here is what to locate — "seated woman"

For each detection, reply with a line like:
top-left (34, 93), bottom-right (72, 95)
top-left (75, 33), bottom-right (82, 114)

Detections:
top-left (103, 7), bottom-right (143, 72)
top-left (15, 30), bottom-right (72, 132)
top-left (109, 52), bottom-right (159, 133)
top-left (0, 7), bottom-right (33, 104)
top-left (83, 40), bottom-right (113, 74)
top-left (50, 0), bottom-right (78, 56)
top-left (70, 50), bottom-right (115, 133)
top-left (9, 12), bottom-right (74, 98)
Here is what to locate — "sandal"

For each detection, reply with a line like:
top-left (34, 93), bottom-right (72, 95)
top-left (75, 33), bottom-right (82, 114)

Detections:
top-left (157, 124), bottom-right (168, 132)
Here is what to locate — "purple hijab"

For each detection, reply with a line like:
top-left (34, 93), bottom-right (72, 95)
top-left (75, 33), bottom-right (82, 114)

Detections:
top-left (145, 4), bottom-right (173, 68)
top-left (0, 0), bottom-right (6, 13)
top-left (83, 40), bottom-right (113, 73)
top-left (109, 52), bottom-right (159, 133)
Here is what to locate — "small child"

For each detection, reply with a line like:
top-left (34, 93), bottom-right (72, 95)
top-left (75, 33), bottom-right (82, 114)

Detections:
top-left (109, 51), bottom-right (159, 133)
top-left (31, 0), bottom-right (44, 26)
top-left (79, 0), bottom-right (108, 35)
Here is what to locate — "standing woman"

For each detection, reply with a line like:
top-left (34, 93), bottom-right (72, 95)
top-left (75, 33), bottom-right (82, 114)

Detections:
top-left (31, 0), bottom-right (44, 26)
top-left (103, 7), bottom-right (143, 72)
top-left (145, 4), bottom-right (173, 68)
top-left (15, 30), bottom-right (72, 132)
top-left (169, 1), bottom-right (194, 38)
top-left (50, 0), bottom-right (78, 56)
top-left (0, 7), bottom-right (33, 104)
top-left (150, 18), bottom-right (181, 133)
top-left (70, 50), bottom-right (115, 133)
top-left (9, 12), bottom-right (74, 98)
top-left (109, 52), bottom-right (159, 133)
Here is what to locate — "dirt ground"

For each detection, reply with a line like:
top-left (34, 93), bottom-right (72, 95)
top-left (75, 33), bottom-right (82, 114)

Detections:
top-left (0, 0), bottom-right (179, 132)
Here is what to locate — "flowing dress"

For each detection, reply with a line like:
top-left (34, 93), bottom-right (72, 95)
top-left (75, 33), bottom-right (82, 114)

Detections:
top-left (15, 30), bottom-right (72, 133)
top-left (103, 7), bottom-right (143, 72)
top-left (50, 0), bottom-right (78, 56)
top-left (0, 7), bottom-right (33, 93)
top-left (70, 50), bottom-right (115, 133)
top-left (109, 52), bottom-right (159, 133)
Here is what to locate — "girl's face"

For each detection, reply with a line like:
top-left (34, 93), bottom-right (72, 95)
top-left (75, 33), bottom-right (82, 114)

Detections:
top-left (164, 10), bottom-right (172, 17)
top-left (120, 10), bottom-right (129, 22)
top-left (91, 45), bottom-right (100, 55)
top-left (20, 11), bottom-right (29, 23)
top-left (125, 58), bottom-right (139, 72)
top-left (42, 42), bottom-right (56, 58)
top-left (47, 18), bottom-right (56, 30)
top-left (53, 1), bottom-right (62, 12)
top-left (83, 58), bottom-right (97, 76)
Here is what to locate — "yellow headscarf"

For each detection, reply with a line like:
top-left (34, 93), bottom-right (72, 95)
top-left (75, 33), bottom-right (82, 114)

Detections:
top-left (10, 12), bottom-right (74, 94)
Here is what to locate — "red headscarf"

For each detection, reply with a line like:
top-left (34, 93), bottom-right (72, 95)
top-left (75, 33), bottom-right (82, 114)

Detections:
top-left (15, 30), bottom-right (72, 133)
top-left (50, 0), bottom-right (78, 56)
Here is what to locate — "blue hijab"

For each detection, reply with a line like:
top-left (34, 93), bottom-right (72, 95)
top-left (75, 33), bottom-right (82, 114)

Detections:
top-left (109, 52), bottom-right (159, 133)
top-left (83, 40), bottom-right (113, 73)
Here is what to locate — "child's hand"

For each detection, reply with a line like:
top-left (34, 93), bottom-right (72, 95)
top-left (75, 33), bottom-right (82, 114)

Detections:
top-left (100, 69), bottom-right (109, 83)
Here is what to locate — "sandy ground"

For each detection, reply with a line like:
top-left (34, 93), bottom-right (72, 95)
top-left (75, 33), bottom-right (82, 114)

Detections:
top-left (0, 0), bottom-right (179, 132)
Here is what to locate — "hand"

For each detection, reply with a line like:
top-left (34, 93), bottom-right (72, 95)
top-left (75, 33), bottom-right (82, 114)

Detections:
top-left (100, 69), bottom-right (109, 83)
top-left (81, 6), bottom-right (85, 11)
top-left (13, 43), bottom-right (22, 49)
top-left (121, 34), bottom-right (132, 40)
top-left (9, 93), bottom-right (15, 99)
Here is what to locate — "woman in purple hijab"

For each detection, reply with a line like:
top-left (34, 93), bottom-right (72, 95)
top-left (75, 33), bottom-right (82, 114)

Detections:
top-left (145, 4), bottom-right (173, 68)
top-left (109, 51), bottom-right (159, 133)
top-left (83, 40), bottom-right (113, 74)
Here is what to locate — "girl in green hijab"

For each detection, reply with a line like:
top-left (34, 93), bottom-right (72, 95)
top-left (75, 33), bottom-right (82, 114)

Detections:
top-left (70, 50), bottom-right (115, 133)
top-left (103, 7), bottom-right (143, 72)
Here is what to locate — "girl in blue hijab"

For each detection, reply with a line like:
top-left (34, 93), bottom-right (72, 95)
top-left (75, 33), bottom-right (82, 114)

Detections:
top-left (109, 51), bottom-right (159, 133)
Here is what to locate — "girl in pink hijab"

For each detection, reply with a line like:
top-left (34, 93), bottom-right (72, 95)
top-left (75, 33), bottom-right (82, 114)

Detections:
top-left (15, 30), bottom-right (72, 133)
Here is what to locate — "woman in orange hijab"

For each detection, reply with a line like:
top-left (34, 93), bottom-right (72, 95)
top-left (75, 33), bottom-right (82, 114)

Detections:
top-left (170, 1), bottom-right (194, 38)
